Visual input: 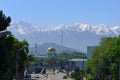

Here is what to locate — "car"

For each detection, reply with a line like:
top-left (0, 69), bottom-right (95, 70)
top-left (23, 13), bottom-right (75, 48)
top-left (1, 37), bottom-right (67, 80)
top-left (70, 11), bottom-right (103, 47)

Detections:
top-left (63, 75), bottom-right (67, 79)
top-left (34, 75), bottom-right (40, 78)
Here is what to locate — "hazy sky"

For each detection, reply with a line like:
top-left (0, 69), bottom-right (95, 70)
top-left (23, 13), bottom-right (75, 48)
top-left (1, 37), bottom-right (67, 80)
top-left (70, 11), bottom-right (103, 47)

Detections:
top-left (0, 0), bottom-right (120, 27)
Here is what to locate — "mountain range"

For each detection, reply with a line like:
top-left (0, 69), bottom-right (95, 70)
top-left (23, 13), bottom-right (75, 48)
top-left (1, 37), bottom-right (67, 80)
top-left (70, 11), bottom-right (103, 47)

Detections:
top-left (7, 21), bottom-right (119, 52)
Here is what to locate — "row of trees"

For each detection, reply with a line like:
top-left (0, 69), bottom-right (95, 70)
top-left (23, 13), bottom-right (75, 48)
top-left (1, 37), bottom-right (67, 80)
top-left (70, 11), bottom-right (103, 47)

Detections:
top-left (87, 36), bottom-right (120, 80)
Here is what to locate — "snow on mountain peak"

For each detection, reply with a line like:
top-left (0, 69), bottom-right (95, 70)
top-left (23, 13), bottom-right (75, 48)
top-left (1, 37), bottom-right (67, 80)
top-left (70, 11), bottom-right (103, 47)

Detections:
top-left (17, 27), bottom-right (25, 35)
top-left (9, 21), bottom-right (44, 34)
top-left (49, 25), bottom-right (65, 31)
top-left (110, 26), bottom-right (120, 35)
top-left (8, 21), bottom-right (120, 35)
top-left (94, 24), bottom-right (111, 35)
top-left (77, 24), bottom-right (90, 32)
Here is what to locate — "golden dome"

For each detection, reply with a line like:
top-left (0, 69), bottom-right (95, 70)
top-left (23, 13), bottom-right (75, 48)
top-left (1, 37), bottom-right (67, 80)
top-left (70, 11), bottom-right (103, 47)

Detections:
top-left (47, 47), bottom-right (56, 54)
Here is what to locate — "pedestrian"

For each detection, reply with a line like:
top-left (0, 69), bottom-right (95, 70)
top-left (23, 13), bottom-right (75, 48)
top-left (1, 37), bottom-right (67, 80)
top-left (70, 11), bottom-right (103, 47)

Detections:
top-left (40, 67), bottom-right (46, 74)
top-left (53, 68), bottom-right (55, 75)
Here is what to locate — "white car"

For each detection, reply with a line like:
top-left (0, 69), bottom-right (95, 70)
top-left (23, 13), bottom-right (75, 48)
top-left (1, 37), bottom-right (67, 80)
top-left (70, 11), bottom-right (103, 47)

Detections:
top-left (34, 75), bottom-right (40, 78)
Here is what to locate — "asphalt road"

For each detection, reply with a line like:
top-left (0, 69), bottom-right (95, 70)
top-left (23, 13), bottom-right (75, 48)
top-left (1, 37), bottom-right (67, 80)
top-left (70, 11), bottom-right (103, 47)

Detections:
top-left (25, 70), bottom-right (70, 80)
top-left (47, 72), bottom-right (69, 80)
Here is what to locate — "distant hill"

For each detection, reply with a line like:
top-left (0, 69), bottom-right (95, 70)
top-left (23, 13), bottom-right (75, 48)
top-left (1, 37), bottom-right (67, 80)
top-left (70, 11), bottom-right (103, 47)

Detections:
top-left (29, 43), bottom-right (79, 54)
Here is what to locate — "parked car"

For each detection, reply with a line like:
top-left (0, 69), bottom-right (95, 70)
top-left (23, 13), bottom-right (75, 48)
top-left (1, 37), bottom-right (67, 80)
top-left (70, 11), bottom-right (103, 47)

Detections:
top-left (34, 75), bottom-right (40, 78)
top-left (63, 75), bottom-right (67, 79)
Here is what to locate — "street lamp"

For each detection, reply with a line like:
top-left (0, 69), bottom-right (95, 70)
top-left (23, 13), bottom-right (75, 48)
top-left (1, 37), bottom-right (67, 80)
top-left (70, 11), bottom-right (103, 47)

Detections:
top-left (16, 46), bottom-right (28, 80)
top-left (0, 30), bottom-right (11, 37)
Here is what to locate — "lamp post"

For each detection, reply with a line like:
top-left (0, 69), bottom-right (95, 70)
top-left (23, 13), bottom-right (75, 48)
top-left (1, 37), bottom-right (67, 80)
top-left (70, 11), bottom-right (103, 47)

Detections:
top-left (16, 46), bottom-right (28, 80)
top-left (0, 30), bottom-right (11, 37)
top-left (119, 62), bottom-right (120, 80)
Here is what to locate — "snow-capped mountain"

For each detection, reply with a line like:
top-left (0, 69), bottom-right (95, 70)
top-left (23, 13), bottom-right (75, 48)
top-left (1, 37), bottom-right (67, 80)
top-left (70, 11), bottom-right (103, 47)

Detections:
top-left (8, 21), bottom-right (120, 35)
top-left (7, 21), bottom-right (120, 52)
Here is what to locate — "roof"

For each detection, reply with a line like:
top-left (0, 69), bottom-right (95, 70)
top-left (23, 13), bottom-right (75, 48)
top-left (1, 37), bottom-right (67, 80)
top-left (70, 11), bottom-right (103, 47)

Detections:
top-left (69, 59), bottom-right (87, 62)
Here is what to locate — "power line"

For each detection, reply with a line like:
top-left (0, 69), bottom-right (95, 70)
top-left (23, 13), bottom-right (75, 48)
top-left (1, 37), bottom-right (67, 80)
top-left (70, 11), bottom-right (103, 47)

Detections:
top-left (61, 28), bottom-right (63, 46)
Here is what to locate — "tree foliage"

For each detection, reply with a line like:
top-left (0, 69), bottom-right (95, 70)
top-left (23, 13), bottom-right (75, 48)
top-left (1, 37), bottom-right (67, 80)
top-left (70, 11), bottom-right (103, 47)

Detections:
top-left (0, 10), bottom-right (29, 80)
top-left (87, 36), bottom-right (120, 80)
top-left (0, 10), bottom-right (12, 80)
top-left (0, 10), bottom-right (11, 31)
top-left (71, 66), bottom-right (81, 80)
top-left (0, 35), bottom-right (29, 80)
top-left (24, 54), bottom-right (40, 69)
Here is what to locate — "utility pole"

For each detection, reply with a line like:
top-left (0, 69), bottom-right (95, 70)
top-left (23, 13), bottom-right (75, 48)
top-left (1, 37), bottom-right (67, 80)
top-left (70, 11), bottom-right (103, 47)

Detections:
top-left (119, 62), bottom-right (120, 80)
top-left (16, 46), bottom-right (28, 80)
top-left (61, 26), bottom-right (63, 47)
top-left (96, 55), bottom-right (99, 80)
top-left (16, 57), bottom-right (20, 80)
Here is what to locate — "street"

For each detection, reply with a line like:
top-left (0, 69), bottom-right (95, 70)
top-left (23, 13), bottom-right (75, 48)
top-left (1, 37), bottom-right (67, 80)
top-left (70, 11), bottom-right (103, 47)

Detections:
top-left (25, 70), bottom-right (70, 80)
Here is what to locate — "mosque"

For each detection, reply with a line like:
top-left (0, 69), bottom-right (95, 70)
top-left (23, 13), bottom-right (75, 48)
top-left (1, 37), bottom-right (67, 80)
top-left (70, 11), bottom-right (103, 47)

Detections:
top-left (47, 47), bottom-right (57, 58)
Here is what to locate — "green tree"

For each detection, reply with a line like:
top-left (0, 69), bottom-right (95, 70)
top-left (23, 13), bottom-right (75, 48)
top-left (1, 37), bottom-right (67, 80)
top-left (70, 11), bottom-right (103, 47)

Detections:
top-left (0, 10), bottom-right (12, 80)
top-left (87, 36), bottom-right (120, 80)
top-left (0, 35), bottom-right (29, 80)
top-left (0, 35), bottom-right (15, 80)
top-left (26, 54), bottom-right (40, 66)
top-left (0, 10), bottom-right (11, 31)
top-left (13, 38), bottom-right (29, 80)
top-left (72, 66), bottom-right (81, 80)
top-left (0, 10), bottom-right (29, 80)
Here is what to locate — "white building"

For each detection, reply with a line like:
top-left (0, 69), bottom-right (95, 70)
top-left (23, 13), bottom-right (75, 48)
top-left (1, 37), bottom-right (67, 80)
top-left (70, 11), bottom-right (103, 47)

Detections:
top-left (69, 59), bottom-right (87, 69)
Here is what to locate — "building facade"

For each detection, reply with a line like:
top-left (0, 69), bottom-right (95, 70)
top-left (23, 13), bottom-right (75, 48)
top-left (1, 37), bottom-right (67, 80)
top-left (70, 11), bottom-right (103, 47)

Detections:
top-left (87, 46), bottom-right (96, 59)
